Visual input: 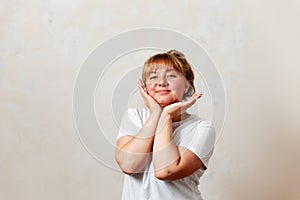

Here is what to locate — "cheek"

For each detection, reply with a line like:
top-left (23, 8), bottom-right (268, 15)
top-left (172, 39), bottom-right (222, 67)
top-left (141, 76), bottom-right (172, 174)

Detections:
top-left (170, 84), bottom-right (186, 99)
top-left (172, 89), bottom-right (184, 99)
top-left (145, 83), bottom-right (156, 95)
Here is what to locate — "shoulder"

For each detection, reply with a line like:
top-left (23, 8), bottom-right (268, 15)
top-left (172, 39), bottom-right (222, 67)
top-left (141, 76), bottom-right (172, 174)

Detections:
top-left (187, 116), bottom-right (215, 138)
top-left (197, 119), bottom-right (214, 128)
top-left (117, 108), bottom-right (149, 139)
top-left (176, 115), bottom-right (215, 138)
top-left (125, 107), bottom-right (150, 126)
top-left (186, 115), bottom-right (214, 128)
top-left (128, 107), bottom-right (149, 116)
top-left (193, 118), bottom-right (216, 145)
top-left (195, 118), bottom-right (215, 134)
top-left (127, 107), bottom-right (149, 119)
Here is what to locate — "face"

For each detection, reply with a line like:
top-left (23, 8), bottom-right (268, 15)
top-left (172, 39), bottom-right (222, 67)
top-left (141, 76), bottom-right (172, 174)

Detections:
top-left (145, 65), bottom-right (189, 107)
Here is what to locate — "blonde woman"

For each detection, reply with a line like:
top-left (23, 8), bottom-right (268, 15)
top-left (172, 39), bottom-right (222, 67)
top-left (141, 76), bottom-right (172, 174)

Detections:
top-left (115, 50), bottom-right (215, 200)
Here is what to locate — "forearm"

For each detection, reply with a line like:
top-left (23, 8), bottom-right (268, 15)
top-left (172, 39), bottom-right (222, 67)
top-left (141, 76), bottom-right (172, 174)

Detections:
top-left (116, 109), bottom-right (161, 174)
top-left (153, 112), bottom-right (181, 178)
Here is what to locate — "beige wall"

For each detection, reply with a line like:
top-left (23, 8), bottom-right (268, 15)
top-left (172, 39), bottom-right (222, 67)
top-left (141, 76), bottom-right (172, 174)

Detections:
top-left (1, 0), bottom-right (299, 199)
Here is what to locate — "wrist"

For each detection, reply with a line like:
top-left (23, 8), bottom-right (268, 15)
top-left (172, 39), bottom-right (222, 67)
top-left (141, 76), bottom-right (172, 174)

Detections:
top-left (150, 105), bottom-right (162, 114)
top-left (161, 110), bottom-right (172, 120)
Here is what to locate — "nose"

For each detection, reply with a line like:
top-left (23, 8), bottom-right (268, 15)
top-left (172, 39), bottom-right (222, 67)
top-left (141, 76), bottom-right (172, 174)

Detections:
top-left (158, 76), bottom-right (168, 87)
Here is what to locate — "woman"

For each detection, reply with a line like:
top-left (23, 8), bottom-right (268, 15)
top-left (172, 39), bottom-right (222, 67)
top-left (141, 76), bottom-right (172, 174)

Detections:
top-left (115, 50), bottom-right (216, 200)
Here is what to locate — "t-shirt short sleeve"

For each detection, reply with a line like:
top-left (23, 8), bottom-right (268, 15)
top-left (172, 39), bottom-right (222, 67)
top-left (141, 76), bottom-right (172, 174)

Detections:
top-left (117, 108), bottom-right (149, 140)
top-left (179, 120), bottom-right (216, 169)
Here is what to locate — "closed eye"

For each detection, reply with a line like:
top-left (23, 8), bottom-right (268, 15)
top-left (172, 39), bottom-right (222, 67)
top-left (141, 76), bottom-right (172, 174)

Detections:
top-left (149, 75), bottom-right (158, 80)
top-left (167, 74), bottom-right (177, 78)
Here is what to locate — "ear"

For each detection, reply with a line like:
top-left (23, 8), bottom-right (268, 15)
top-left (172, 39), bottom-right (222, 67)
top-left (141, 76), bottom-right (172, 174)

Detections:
top-left (184, 82), bottom-right (190, 93)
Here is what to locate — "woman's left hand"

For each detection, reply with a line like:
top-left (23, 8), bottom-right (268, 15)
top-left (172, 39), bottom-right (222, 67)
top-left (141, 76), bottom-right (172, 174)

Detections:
top-left (163, 92), bottom-right (202, 119)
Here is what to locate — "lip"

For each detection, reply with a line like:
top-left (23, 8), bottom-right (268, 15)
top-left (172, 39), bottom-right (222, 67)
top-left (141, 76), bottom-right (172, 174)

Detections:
top-left (156, 90), bottom-right (171, 94)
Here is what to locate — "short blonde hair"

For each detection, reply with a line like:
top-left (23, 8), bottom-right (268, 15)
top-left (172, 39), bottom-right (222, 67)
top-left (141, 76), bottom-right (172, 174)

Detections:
top-left (142, 50), bottom-right (195, 100)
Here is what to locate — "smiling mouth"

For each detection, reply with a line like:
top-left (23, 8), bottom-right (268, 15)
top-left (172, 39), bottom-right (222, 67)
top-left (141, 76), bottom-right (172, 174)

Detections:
top-left (156, 90), bottom-right (171, 94)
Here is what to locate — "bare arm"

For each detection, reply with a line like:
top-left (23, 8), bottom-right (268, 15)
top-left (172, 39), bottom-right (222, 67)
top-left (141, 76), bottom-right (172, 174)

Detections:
top-left (153, 93), bottom-right (204, 181)
top-left (115, 80), bottom-right (162, 174)
top-left (115, 109), bottom-right (161, 174)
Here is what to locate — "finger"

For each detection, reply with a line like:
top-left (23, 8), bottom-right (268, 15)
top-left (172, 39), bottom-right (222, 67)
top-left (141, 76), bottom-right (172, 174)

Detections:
top-left (138, 79), bottom-right (143, 90)
top-left (182, 93), bottom-right (202, 108)
top-left (192, 92), bottom-right (202, 100)
top-left (138, 79), bottom-right (147, 95)
top-left (183, 97), bottom-right (197, 108)
top-left (138, 79), bottom-right (156, 101)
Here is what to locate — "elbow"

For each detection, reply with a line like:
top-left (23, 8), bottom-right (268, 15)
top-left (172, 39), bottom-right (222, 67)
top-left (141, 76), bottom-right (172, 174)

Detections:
top-left (117, 161), bottom-right (140, 175)
top-left (121, 168), bottom-right (135, 176)
top-left (117, 164), bottom-right (135, 175)
top-left (115, 151), bottom-right (147, 175)
top-left (154, 169), bottom-right (172, 181)
top-left (115, 154), bottom-right (134, 175)
top-left (116, 161), bottom-right (136, 175)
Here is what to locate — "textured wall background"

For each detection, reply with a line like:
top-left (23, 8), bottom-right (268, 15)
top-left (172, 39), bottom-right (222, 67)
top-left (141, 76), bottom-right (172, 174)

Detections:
top-left (1, 0), bottom-right (299, 200)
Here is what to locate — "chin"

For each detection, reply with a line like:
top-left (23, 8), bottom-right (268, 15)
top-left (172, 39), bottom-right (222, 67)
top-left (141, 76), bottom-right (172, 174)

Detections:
top-left (157, 99), bottom-right (179, 107)
top-left (158, 102), bottom-right (169, 107)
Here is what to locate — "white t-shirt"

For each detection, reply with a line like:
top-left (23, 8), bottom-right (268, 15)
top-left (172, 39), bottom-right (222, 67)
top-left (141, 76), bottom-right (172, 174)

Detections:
top-left (117, 108), bottom-right (216, 200)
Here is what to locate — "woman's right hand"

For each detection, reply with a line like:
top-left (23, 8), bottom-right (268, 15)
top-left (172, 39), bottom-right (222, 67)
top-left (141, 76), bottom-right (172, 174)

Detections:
top-left (138, 79), bottom-right (162, 113)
